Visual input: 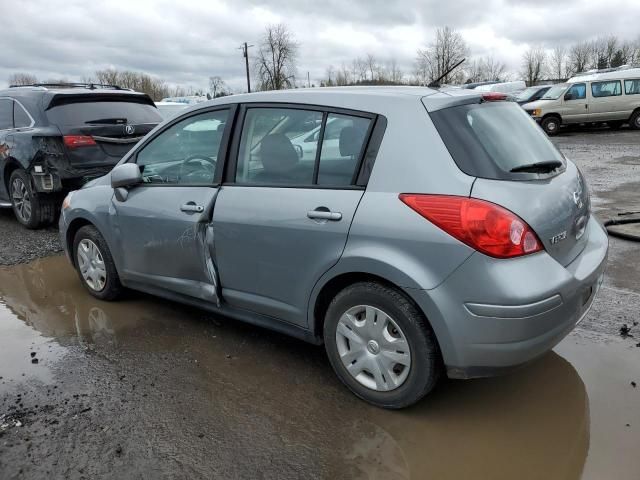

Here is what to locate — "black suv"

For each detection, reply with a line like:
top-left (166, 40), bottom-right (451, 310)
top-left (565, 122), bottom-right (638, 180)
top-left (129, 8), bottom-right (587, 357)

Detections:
top-left (0, 84), bottom-right (163, 228)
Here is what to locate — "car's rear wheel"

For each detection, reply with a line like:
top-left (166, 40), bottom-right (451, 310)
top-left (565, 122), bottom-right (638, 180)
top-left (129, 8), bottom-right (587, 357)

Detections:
top-left (541, 116), bottom-right (561, 136)
top-left (9, 169), bottom-right (56, 229)
top-left (323, 281), bottom-right (441, 409)
top-left (73, 225), bottom-right (122, 300)
top-left (630, 110), bottom-right (640, 131)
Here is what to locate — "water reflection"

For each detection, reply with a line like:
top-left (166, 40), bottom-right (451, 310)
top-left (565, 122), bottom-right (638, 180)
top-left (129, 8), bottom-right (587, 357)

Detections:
top-left (0, 257), bottom-right (590, 479)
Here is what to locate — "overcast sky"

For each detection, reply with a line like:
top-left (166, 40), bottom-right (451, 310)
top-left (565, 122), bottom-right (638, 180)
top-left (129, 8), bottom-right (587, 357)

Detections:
top-left (1, 0), bottom-right (639, 92)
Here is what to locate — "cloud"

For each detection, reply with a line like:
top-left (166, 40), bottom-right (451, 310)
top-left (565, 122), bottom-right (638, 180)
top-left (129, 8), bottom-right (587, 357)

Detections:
top-left (0, 0), bottom-right (638, 92)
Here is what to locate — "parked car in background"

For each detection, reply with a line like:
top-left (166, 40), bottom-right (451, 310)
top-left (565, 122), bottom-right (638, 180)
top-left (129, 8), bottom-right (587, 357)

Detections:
top-left (0, 84), bottom-right (162, 228)
top-left (514, 86), bottom-right (551, 105)
top-left (523, 67), bottom-right (640, 135)
top-left (59, 86), bottom-right (607, 408)
top-left (474, 80), bottom-right (526, 94)
top-left (155, 101), bottom-right (189, 119)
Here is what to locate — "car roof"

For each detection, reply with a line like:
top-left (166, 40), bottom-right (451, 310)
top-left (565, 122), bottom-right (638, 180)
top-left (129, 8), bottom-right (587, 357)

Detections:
top-left (0, 85), bottom-right (147, 97)
top-left (196, 86), bottom-right (484, 114)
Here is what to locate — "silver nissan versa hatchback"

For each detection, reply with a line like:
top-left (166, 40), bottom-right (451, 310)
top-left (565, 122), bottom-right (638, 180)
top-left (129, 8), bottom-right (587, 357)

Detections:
top-left (59, 87), bottom-right (608, 408)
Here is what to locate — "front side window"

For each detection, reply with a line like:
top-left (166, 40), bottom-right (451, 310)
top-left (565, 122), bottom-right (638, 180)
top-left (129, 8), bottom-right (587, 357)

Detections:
top-left (591, 80), bottom-right (622, 98)
top-left (136, 109), bottom-right (229, 185)
top-left (566, 83), bottom-right (586, 100)
top-left (0, 99), bottom-right (12, 130)
top-left (625, 79), bottom-right (640, 95)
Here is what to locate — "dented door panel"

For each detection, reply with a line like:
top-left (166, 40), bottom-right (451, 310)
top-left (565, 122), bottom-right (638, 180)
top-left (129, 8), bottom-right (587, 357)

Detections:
top-left (111, 186), bottom-right (220, 304)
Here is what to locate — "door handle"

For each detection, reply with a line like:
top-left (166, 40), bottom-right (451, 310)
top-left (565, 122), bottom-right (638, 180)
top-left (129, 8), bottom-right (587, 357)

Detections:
top-left (181, 203), bottom-right (204, 213)
top-left (307, 209), bottom-right (342, 221)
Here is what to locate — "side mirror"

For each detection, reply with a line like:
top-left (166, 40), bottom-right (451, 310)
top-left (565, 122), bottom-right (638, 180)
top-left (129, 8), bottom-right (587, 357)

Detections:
top-left (111, 163), bottom-right (142, 189)
top-left (564, 92), bottom-right (574, 101)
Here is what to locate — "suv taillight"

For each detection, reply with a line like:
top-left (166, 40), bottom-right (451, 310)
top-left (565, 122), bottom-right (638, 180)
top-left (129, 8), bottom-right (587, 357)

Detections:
top-left (399, 194), bottom-right (543, 259)
top-left (63, 135), bottom-right (96, 148)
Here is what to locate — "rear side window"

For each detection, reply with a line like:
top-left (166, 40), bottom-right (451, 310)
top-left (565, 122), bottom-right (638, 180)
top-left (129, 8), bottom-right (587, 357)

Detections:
top-left (13, 101), bottom-right (32, 128)
top-left (430, 102), bottom-right (565, 180)
top-left (0, 99), bottom-right (12, 130)
top-left (234, 107), bottom-right (372, 187)
top-left (591, 80), bottom-right (622, 98)
top-left (625, 79), bottom-right (640, 95)
top-left (46, 97), bottom-right (162, 126)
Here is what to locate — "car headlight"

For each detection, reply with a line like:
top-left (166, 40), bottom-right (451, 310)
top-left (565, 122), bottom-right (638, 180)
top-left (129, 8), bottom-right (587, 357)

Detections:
top-left (62, 192), bottom-right (74, 210)
top-left (532, 108), bottom-right (542, 117)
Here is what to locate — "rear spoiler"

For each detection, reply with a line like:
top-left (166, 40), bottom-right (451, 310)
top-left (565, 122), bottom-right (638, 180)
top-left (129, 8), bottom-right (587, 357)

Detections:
top-left (45, 93), bottom-right (155, 110)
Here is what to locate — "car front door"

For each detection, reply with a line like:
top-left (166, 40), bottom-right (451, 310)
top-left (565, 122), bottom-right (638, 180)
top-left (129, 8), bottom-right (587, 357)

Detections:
top-left (111, 107), bottom-right (233, 303)
top-left (561, 83), bottom-right (589, 123)
top-left (212, 105), bottom-right (375, 327)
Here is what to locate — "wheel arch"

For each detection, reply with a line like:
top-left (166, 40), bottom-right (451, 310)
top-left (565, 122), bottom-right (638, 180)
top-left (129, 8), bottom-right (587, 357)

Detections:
top-left (3, 157), bottom-right (26, 192)
top-left (542, 112), bottom-right (562, 123)
top-left (66, 217), bottom-right (95, 268)
top-left (309, 269), bottom-right (451, 364)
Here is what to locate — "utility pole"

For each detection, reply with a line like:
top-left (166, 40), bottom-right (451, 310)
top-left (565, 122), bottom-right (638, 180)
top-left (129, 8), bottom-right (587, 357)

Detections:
top-left (307, 71), bottom-right (311, 88)
top-left (239, 42), bottom-right (254, 93)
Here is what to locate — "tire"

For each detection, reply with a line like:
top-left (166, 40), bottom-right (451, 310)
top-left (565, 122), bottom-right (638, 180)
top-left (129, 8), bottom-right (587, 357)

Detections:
top-left (72, 225), bottom-right (123, 301)
top-left (9, 169), bottom-right (56, 229)
top-left (323, 281), bottom-right (442, 409)
top-left (630, 110), bottom-right (640, 131)
top-left (541, 116), bottom-right (561, 136)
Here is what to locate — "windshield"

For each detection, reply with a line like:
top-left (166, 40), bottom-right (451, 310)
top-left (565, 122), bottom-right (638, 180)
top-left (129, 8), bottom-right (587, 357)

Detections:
top-left (430, 101), bottom-right (565, 180)
top-left (541, 85), bottom-right (568, 100)
top-left (515, 87), bottom-right (539, 101)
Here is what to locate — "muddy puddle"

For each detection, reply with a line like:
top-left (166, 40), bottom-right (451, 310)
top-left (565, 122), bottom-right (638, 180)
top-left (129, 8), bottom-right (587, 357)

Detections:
top-left (1, 256), bottom-right (639, 479)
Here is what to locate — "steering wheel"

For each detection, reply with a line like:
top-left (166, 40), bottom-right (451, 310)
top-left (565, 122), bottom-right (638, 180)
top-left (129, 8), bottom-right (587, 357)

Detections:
top-left (179, 155), bottom-right (216, 182)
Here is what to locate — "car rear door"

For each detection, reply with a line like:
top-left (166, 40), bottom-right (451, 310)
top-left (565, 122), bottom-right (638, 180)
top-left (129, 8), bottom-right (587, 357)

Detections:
top-left (212, 104), bottom-right (376, 327)
top-left (588, 80), bottom-right (627, 121)
top-left (111, 106), bottom-right (234, 303)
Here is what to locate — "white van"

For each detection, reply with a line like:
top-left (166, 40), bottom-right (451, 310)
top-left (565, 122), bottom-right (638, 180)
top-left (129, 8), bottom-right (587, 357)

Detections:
top-left (523, 67), bottom-right (640, 135)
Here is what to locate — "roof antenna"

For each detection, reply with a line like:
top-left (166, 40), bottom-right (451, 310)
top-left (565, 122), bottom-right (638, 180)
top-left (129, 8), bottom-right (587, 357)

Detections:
top-left (428, 58), bottom-right (466, 88)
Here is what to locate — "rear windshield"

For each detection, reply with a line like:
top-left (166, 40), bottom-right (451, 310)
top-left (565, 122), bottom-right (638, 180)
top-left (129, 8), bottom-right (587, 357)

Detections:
top-left (430, 102), bottom-right (565, 180)
top-left (46, 96), bottom-right (162, 126)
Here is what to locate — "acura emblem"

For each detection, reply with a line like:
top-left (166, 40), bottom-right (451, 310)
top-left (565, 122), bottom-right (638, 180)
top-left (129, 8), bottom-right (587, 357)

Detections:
top-left (125, 125), bottom-right (135, 135)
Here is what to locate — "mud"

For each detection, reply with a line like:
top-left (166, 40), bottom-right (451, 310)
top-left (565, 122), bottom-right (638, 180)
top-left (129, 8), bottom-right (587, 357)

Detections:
top-left (0, 129), bottom-right (639, 479)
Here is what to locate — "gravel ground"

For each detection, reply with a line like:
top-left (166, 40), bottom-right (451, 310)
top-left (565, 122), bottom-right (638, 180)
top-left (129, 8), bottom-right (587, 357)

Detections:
top-left (0, 209), bottom-right (61, 266)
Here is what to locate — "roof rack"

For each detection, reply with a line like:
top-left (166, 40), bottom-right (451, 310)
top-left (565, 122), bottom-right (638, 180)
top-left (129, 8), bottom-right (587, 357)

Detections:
top-left (571, 64), bottom-right (640, 77)
top-left (8, 83), bottom-right (131, 90)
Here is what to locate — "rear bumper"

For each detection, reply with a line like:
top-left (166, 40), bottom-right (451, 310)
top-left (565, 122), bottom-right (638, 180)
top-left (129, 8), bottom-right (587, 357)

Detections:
top-left (409, 216), bottom-right (608, 379)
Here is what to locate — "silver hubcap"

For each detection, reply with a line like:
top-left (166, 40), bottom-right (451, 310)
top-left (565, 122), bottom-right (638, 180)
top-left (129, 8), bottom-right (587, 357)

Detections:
top-left (336, 305), bottom-right (411, 392)
top-left (77, 239), bottom-right (107, 292)
top-left (636, 117), bottom-right (640, 128)
top-left (11, 178), bottom-right (31, 222)
top-left (547, 121), bottom-right (557, 132)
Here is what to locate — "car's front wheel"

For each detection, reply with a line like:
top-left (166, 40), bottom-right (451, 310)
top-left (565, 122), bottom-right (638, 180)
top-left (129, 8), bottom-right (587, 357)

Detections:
top-left (73, 225), bottom-right (123, 301)
top-left (541, 116), bottom-right (561, 136)
top-left (323, 281), bottom-right (442, 409)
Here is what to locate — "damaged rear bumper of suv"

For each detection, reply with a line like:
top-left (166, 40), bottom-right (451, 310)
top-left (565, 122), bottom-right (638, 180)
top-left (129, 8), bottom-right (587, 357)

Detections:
top-left (410, 216), bottom-right (608, 379)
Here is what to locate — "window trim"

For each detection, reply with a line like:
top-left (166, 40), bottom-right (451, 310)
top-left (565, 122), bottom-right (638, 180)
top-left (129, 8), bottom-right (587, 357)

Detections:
top-left (624, 79), bottom-right (640, 96)
top-left (125, 104), bottom-right (237, 188)
top-left (0, 97), bottom-right (35, 131)
top-left (223, 102), bottom-right (379, 190)
top-left (590, 80), bottom-right (622, 98)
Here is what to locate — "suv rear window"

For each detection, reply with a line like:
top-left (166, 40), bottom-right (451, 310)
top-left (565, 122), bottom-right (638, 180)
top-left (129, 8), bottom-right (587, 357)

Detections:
top-left (46, 96), bottom-right (162, 126)
top-left (429, 102), bottom-right (565, 180)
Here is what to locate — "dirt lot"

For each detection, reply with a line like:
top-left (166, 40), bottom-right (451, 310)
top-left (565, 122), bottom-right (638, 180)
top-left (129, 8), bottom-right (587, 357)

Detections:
top-left (1, 128), bottom-right (639, 479)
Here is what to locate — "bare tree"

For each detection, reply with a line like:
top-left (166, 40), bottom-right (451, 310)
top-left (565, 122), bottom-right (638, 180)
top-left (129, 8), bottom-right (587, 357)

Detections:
top-left (569, 41), bottom-right (591, 74)
top-left (255, 24), bottom-right (298, 91)
top-left (550, 45), bottom-right (567, 80)
top-left (386, 59), bottom-right (403, 84)
top-left (94, 69), bottom-right (170, 100)
top-left (209, 76), bottom-right (226, 97)
top-left (8, 73), bottom-right (38, 86)
top-left (521, 47), bottom-right (547, 85)
top-left (465, 56), bottom-right (506, 83)
top-left (416, 26), bottom-right (468, 85)
top-left (365, 53), bottom-right (377, 81)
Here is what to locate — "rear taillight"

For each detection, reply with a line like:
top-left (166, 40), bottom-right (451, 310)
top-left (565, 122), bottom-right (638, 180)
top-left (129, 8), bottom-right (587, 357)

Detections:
top-left (399, 194), bottom-right (543, 259)
top-left (63, 135), bottom-right (96, 148)
top-left (481, 92), bottom-right (508, 101)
